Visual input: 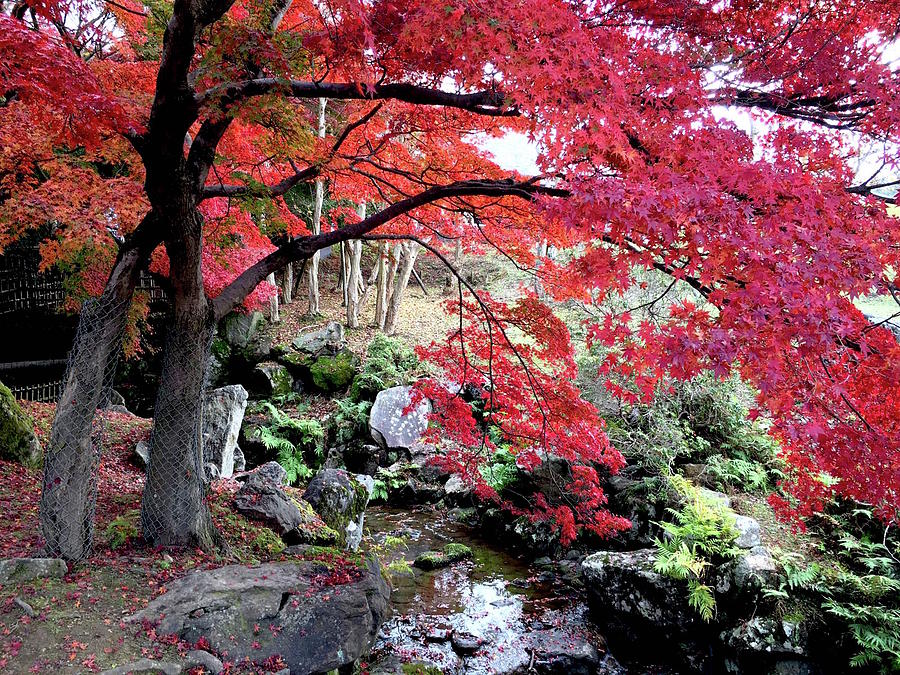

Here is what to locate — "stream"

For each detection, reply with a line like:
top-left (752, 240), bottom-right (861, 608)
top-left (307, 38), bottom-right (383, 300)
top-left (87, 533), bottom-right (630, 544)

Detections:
top-left (361, 505), bottom-right (626, 675)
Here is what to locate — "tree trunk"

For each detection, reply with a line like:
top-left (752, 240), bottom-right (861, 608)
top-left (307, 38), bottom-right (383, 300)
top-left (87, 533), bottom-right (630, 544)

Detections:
top-left (267, 272), bottom-right (279, 322)
top-left (307, 98), bottom-right (327, 316)
top-left (282, 263), bottom-right (293, 305)
top-left (40, 222), bottom-right (155, 561)
top-left (384, 241), bottom-right (419, 335)
top-left (345, 203), bottom-right (364, 328)
top-left (377, 242), bottom-right (401, 330)
top-left (140, 207), bottom-right (218, 550)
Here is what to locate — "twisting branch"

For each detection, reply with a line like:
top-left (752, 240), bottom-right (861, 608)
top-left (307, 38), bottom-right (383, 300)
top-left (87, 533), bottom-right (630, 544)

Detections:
top-left (211, 178), bottom-right (567, 319)
top-left (200, 103), bottom-right (384, 200)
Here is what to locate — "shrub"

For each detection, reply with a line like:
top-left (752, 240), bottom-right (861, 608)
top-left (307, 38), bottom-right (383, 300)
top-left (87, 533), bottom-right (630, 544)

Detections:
top-left (350, 333), bottom-right (420, 401)
top-left (253, 402), bottom-right (324, 483)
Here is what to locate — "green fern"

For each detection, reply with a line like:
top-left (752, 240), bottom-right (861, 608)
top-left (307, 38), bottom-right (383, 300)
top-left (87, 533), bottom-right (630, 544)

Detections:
top-left (252, 403), bottom-right (325, 484)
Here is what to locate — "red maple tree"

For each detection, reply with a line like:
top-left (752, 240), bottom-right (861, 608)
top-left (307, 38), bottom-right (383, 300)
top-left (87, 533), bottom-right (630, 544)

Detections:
top-left (1, 0), bottom-right (898, 557)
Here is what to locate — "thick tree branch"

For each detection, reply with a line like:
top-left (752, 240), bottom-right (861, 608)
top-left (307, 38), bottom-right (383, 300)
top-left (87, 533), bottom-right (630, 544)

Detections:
top-left (195, 79), bottom-right (519, 117)
top-left (211, 178), bottom-right (565, 318)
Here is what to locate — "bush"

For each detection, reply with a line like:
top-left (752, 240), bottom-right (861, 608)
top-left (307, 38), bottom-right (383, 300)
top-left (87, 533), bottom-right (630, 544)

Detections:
top-left (330, 397), bottom-right (372, 445)
top-left (252, 402), bottom-right (324, 483)
top-left (350, 333), bottom-right (420, 401)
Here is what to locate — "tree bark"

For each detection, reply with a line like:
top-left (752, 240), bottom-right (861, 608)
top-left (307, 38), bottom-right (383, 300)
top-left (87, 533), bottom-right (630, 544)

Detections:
top-left (345, 203), bottom-right (364, 327)
top-left (267, 272), bottom-right (279, 321)
top-left (383, 241), bottom-right (419, 335)
top-left (140, 206), bottom-right (218, 550)
top-left (307, 98), bottom-right (326, 316)
top-left (377, 242), bottom-right (401, 330)
top-left (282, 263), bottom-right (293, 305)
top-left (40, 215), bottom-right (159, 561)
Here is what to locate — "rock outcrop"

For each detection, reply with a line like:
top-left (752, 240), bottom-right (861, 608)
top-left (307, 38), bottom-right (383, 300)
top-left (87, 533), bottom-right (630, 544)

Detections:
top-left (304, 469), bottom-right (370, 550)
top-left (128, 558), bottom-right (390, 675)
top-left (201, 385), bottom-right (248, 479)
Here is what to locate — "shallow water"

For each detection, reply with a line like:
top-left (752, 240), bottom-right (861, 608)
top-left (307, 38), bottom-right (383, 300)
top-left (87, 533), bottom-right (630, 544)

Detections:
top-left (362, 505), bottom-right (615, 674)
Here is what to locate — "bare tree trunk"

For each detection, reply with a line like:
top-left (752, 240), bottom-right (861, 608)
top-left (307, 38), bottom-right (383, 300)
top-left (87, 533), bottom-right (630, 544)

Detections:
top-left (282, 263), bottom-right (293, 305)
top-left (40, 218), bottom-right (156, 561)
top-left (383, 241), bottom-right (420, 335)
top-left (345, 203), bottom-right (364, 327)
top-left (267, 272), bottom-right (279, 321)
top-left (307, 98), bottom-right (327, 316)
top-left (377, 242), bottom-right (401, 330)
top-left (141, 207), bottom-right (217, 550)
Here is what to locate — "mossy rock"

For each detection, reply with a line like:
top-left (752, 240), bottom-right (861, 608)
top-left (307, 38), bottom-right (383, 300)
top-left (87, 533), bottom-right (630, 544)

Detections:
top-left (0, 380), bottom-right (42, 468)
top-left (276, 349), bottom-right (314, 378)
top-left (414, 543), bottom-right (473, 570)
top-left (291, 497), bottom-right (340, 546)
top-left (309, 349), bottom-right (358, 393)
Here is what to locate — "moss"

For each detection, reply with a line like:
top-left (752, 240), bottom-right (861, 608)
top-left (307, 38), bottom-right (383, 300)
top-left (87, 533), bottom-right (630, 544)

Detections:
top-left (401, 664), bottom-right (444, 675)
top-left (290, 497), bottom-right (340, 545)
top-left (309, 349), bottom-right (357, 392)
top-left (277, 350), bottom-right (314, 377)
top-left (414, 543), bottom-right (473, 570)
top-left (0, 380), bottom-right (42, 468)
top-left (210, 336), bottom-right (231, 362)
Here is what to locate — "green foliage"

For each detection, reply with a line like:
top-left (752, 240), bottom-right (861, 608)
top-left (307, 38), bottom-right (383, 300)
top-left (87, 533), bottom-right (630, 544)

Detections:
top-left (479, 446), bottom-right (519, 493)
top-left (370, 465), bottom-right (409, 502)
top-left (331, 397), bottom-right (372, 445)
top-left (350, 333), bottom-right (420, 402)
top-left (580, 366), bottom-right (779, 492)
top-left (309, 350), bottom-right (357, 392)
top-left (653, 475), bottom-right (741, 621)
top-left (105, 511), bottom-right (140, 550)
top-left (705, 453), bottom-right (776, 493)
top-left (253, 402), bottom-right (324, 483)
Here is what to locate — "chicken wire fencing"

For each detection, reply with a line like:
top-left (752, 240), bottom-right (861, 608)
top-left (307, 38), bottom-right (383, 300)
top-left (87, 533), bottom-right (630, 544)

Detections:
top-left (40, 295), bottom-right (131, 562)
top-left (139, 322), bottom-right (216, 549)
top-left (40, 295), bottom-right (216, 561)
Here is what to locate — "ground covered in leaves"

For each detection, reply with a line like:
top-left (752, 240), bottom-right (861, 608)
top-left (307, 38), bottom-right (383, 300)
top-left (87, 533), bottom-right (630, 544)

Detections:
top-left (0, 404), bottom-right (364, 674)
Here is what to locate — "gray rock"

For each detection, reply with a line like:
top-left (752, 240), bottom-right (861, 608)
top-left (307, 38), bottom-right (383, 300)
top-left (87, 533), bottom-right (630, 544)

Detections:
top-left (0, 557), bottom-right (66, 583)
top-left (0, 380), bottom-right (42, 468)
top-left (223, 311), bottom-right (264, 349)
top-left (723, 616), bottom-right (809, 662)
top-left (234, 464), bottom-right (336, 545)
top-left (444, 474), bottom-right (472, 502)
top-left (127, 559), bottom-right (390, 675)
top-left (733, 514), bottom-right (762, 549)
top-left (14, 597), bottom-right (36, 617)
top-left (698, 488), bottom-right (732, 509)
top-left (201, 385), bottom-right (248, 479)
top-left (581, 549), bottom-right (698, 632)
top-left (184, 649), bottom-right (223, 674)
top-left (133, 440), bottom-right (150, 469)
top-left (369, 385), bottom-right (431, 451)
top-left (526, 628), bottom-right (601, 675)
top-left (204, 353), bottom-right (224, 389)
top-left (304, 469), bottom-right (370, 550)
top-left (233, 446), bottom-right (246, 473)
top-left (101, 659), bottom-right (181, 675)
top-left (293, 321), bottom-right (346, 356)
top-left (247, 362), bottom-right (293, 398)
top-left (355, 473), bottom-right (376, 498)
top-left (733, 545), bottom-right (779, 591)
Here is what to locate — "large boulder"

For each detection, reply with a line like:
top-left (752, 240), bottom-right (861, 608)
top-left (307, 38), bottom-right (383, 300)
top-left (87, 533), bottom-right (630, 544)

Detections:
top-left (309, 349), bottom-right (358, 392)
top-left (304, 469), bottom-right (370, 550)
top-left (223, 311), bottom-right (264, 349)
top-left (293, 321), bottom-right (346, 356)
top-left (0, 381), bottom-right (42, 468)
top-left (127, 558), bottom-right (390, 675)
top-left (369, 385), bottom-right (431, 452)
top-left (247, 362), bottom-right (293, 398)
top-left (234, 463), bottom-right (337, 545)
top-left (201, 385), bottom-right (248, 479)
top-left (0, 557), bottom-right (66, 583)
top-left (581, 548), bottom-right (699, 635)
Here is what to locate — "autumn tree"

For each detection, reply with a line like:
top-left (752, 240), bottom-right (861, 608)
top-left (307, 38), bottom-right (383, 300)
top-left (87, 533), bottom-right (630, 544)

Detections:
top-left (2, 0), bottom-right (899, 559)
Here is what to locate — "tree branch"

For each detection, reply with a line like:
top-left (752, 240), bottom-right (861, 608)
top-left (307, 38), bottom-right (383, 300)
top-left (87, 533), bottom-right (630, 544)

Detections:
top-left (211, 178), bottom-right (565, 319)
top-left (195, 79), bottom-right (519, 117)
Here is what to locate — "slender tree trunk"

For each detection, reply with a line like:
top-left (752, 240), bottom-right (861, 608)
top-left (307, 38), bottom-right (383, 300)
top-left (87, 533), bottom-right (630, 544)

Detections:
top-left (267, 272), bottom-right (279, 321)
top-left (384, 241), bottom-right (419, 335)
top-left (345, 203), bottom-right (364, 327)
top-left (282, 264), bottom-right (293, 305)
top-left (307, 98), bottom-right (327, 316)
top-left (377, 242), bottom-right (401, 330)
top-left (141, 206), bottom-right (218, 550)
top-left (40, 218), bottom-right (156, 561)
